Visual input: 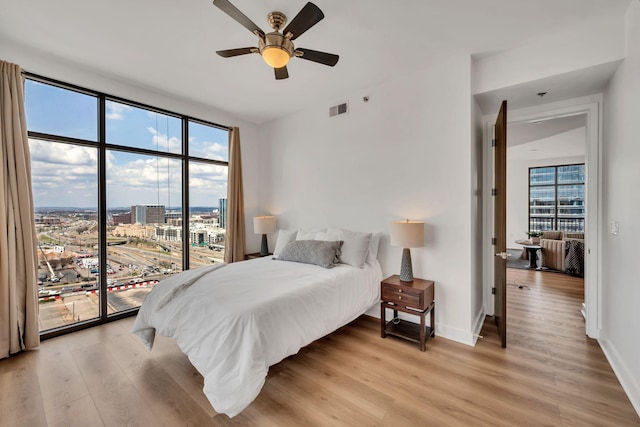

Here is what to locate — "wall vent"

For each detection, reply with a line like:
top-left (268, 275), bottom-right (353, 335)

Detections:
top-left (329, 101), bottom-right (348, 117)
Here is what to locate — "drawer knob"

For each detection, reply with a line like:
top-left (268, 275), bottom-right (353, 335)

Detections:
top-left (398, 296), bottom-right (402, 300)
top-left (398, 289), bottom-right (403, 293)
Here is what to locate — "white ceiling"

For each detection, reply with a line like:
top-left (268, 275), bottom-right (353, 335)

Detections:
top-left (474, 61), bottom-right (623, 116)
top-left (508, 114), bottom-right (587, 148)
top-left (508, 125), bottom-right (586, 161)
top-left (0, 0), bottom-right (632, 123)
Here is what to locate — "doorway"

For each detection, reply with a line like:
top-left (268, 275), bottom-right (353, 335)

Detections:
top-left (506, 114), bottom-right (587, 271)
top-left (505, 114), bottom-right (587, 341)
top-left (483, 99), bottom-right (601, 340)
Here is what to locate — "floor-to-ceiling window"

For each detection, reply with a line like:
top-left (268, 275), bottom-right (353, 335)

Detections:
top-left (25, 75), bottom-right (229, 336)
top-left (529, 164), bottom-right (585, 232)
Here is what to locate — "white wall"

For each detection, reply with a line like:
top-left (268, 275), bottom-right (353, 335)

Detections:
top-left (601, 0), bottom-right (640, 415)
top-left (260, 53), bottom-right (479, 345)
top-left (506, 128), bottom-right (586, 249)
top-left (474, 13), bottom-right (625, 95)
top-left (0, 39), bottom-right (264, 251)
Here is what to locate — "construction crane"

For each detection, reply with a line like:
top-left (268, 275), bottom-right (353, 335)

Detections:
top-left (38, 243), bottom-right (59, 282)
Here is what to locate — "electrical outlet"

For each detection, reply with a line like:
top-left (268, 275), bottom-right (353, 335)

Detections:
top-left (611, 221), bottom-right (619, 235)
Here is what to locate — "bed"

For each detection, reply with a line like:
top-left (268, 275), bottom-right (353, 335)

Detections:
top-left (131, 249), bottom-right (382, 417)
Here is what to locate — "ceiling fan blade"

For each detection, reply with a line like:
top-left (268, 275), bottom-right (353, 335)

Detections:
top-left (216, 47), bottom-right (257, 58)
top-left (274, 66), bottom-right (289, 80)
top-left (282, 2), bottom-right (324, 41)
top-left (297, 48), bottom-right (339, 66)
top-left (212, 0), bottom-right (265, 38)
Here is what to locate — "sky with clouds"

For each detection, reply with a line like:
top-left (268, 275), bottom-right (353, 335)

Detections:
top-left (25, 80), bottom-right (228, 209)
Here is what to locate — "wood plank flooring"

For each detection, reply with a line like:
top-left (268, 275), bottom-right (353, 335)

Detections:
top-left (1, 268), bottom-right (638, 426)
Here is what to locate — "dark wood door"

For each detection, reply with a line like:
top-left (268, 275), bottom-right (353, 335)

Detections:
top-left (494, 100), bottom-right (507, 348)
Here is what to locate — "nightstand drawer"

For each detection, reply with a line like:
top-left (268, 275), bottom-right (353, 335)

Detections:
top-left (380, 276), bottom-right (434, 311)
top-left (381, 287), bottom-right (420, 308)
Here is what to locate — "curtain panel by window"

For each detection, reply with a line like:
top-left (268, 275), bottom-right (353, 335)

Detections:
top-left (224, 127), bottom-right (246, 263)
top-left (0, 60), bottom-right (39, 358)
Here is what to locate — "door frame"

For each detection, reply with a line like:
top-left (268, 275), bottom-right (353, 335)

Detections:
top-left (481, 95), bottom-right (602, 339)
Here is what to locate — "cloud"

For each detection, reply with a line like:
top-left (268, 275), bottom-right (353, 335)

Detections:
top-left (106, 101), bottom-right (133, 120)
top-left (28, 139), bottom-right (228, 208)
top-left (190, 161), bottom-right (228, 182)
top-left (29, 139), bottom-right (97, 166)
top-left (106, 154), bottom-right (226, 207)
top-left (29, 140), bottom-right (98, 207)
top-left (147, 127), bottom-right (181, 153)
top-left (190, 141), bottom-right (228, 161)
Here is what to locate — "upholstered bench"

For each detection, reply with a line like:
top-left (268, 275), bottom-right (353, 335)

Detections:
top-left (539, 231), bottom-right (584, 274)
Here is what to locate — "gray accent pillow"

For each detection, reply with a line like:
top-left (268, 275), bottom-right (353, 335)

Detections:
top-left (276, 240), bottom-right (343, 269)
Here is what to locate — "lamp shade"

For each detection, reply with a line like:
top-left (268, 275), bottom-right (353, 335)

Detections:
top-left (390, 220), bottom-right (424, 248)
top-left (253, 216), bottom-right (276, 235)
top-left (262, 47), bottom-right (290, 68)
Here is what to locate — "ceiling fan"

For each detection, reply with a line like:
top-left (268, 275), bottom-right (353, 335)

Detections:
top-left (212, 0), bottom-right (339, 80)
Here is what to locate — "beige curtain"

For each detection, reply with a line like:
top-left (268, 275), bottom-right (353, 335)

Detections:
top-left (224, 127), bottom-right (246, 263)
top-left (0, 60), bottom-right (39, 358)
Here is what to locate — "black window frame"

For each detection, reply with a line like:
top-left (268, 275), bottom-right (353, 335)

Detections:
top-left (24, 72), bottom-right (230, 340)
top-left (528, 163), bottom-right (585, 233)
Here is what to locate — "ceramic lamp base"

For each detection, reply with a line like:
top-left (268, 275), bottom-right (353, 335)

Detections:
top-left (399, 247), bottom-right (413, 282)
top-left (260, 234), bottom-right (269, 257)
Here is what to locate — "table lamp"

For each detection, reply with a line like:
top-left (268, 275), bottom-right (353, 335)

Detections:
top-left (253, 216), bottom-right (276, 257)
top-left (391, 220), bottom-right (425, 282)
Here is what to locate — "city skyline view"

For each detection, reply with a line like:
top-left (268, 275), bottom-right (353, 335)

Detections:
top-left (34, 205), bottom-right (222, 212)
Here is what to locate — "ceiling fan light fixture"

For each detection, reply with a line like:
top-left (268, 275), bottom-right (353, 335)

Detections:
top-left (262, 46), bottom-right (290, 68)
top-left (259, 32), bottom-right (293, 68)
top-left (212, 0), bottom-right (338, 79)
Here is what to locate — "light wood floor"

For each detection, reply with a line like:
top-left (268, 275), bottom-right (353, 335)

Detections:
top-left (1, 269), bottom-right (638, 426)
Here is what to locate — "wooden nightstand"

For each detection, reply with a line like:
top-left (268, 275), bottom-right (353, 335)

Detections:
top-left (244, 252), bottom-right (272, 260)
top-left (380, 275), bottom-right (435, 351)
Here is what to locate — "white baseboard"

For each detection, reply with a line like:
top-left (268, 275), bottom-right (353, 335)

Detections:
top-left (435, 323), bottom-right (476, 346)
top-left (471, 305), bottom-right (486, 346)
top-left (364, 306), bottom-right (379, 318)
top-left (599, 335), bottom-right (640, 418)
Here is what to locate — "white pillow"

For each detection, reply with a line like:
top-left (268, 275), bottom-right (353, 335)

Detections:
top-left (326, 227), bottom-right (372, 268)
top-left (366, 232), bottom-right (382, 265)
top-left (296, 228), bottom-right (325, 240)
top-left (273, 229), bottom-right (297, 257)
top-left (314, 228), bottom-right (340, 242)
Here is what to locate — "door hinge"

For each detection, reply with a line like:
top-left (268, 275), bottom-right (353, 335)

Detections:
top-left (492, 287), bottom-right (496, 295)
top-left (491, 138), bottom-right (496, 147)
top-left (491, 237), bottom-right (496, 245)
top-left (491, 188), bottom-right (497, 196)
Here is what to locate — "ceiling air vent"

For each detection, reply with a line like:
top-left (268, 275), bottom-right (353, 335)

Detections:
top-left (329, 101), bottom-right (348, 117)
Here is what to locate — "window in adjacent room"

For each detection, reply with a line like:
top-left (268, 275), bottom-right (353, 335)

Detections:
top-left (529, 164), bottom-right (585, 232)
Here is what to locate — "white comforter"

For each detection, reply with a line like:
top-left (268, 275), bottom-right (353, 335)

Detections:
top-left (131, 257), bottom-right (382, 417)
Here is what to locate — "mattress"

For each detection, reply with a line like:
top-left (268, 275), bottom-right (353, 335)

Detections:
top-left (131, 256), bottom-right (382, 417)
